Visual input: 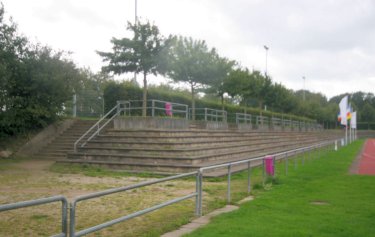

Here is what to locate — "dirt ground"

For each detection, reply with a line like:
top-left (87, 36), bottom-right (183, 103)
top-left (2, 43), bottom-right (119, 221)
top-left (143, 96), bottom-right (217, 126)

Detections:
top-left (0, 159), bottom-right (201, 237)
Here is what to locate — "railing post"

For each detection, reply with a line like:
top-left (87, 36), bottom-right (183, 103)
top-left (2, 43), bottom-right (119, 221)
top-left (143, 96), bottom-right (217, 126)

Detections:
top-left (262, 158), bottom-right (265, 185)
top-left (285, 152), bottom-right (288, 175)
top-left (302, 148), bottom-right (305, 165)
top-left (62, 199), bottom-right (68, 236)
top-left (70, 202), bottom-right (76, 237)
top-left (185, 105), bottom-right (188, 120)
top-left (204, 108), bottom-right (207, 121)
top-left (247, 161), bottom-right (251, 194)
top-left (294, 150), bottom-right (297, 169)
top-left (227, 165), bottom-right (232, 204)
top-left (151, 100), bottom-right (155, 117)
top-left (195, 172), bottom-right (200, 216)
top-left (198, 171), bottom-right (203, 216)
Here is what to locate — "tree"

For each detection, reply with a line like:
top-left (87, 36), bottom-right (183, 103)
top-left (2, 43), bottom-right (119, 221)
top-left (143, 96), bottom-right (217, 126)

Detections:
top-left (97, 20), bottom-right (168, 116)
top-left (1, 4), bottom-right (84, 137)
top-left (204, 56), bottom-right (236, 110)
top-left (165, 36), bottom-right (219, 120)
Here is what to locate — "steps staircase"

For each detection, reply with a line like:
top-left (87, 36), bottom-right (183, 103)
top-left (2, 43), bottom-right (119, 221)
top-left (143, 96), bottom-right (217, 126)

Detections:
top-left (59, 128), bottom-right (340, 175)
top-left (33, 120), bottom-right (97, 160)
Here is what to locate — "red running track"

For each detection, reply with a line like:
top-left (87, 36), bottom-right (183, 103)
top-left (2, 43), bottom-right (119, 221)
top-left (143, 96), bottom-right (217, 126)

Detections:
top-left (358, 139), bottom-right (375, 175)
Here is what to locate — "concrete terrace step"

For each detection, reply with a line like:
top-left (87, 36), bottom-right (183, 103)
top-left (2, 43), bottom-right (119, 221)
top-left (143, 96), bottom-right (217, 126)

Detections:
top-left (93, 133), bottom-right (319, 144)
top-left (78, 138), bottom-right (318, 158)
top-left (85, 137), bottom-right (312, 149)
top-left (67, 140), bottom-right (317, 167)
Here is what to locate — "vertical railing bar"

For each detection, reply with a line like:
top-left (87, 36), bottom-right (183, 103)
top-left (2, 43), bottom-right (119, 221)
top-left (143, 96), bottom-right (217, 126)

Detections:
top-left (262, 158), bottom-right (265, 185)
top-left (195, 173), bottom-right (199, 216)
top-left (247, 161), bottom-right (251, 194)
top-left (199, 171), bottom-right (203, 216)
top-left (227, 165), bottom-right (231, 204)
top-left (285, 152), bottom-right (288, 175)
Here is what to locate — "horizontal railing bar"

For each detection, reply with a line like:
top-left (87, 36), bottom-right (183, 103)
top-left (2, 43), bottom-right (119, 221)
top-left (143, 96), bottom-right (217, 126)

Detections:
top-left (73, 171), bottom-right (197, 203)
top-left (0, 195), bottom-right (67, 212)
top-left (200, 140), bottom-right (335, 172)
top-left (74, 193), bottom-right (197, 237)
top-left (51, 234), bottom-right (66, 237)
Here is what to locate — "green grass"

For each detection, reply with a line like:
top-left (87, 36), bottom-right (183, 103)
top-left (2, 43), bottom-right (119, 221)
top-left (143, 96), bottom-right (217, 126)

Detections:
top-left (185, 140), bottom-right (375, 237)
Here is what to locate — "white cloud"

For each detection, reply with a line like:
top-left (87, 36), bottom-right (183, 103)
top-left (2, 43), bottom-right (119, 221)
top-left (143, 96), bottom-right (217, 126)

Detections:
top-left (2, 0), bottom-right (375, 98)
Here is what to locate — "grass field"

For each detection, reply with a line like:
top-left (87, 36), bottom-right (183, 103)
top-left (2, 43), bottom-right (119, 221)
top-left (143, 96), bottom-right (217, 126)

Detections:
top-left (185, 140), bottom-right (375, 237)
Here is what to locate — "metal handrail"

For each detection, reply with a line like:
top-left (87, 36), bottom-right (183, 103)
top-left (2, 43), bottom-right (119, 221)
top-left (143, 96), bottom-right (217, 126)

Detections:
top-left (74, 102), bottom-right (125, 152)
top-left (236, 113), bottom-right (252, 124)
top-left (69, 171), bottom-right (199, 237)
top-left (0, 195), bottom-right (68, 237)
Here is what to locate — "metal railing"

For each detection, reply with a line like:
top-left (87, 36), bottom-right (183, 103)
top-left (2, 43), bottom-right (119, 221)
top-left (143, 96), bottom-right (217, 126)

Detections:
top-left (235, 113), bottom-right (252, 124)
top-left (191, 108), bottom-right (227, 122)
top-left (74, 101), bottom-right (128, 152)
top-left (197, 139), bottom-right (338, 215)
top-left (69, 171), bottom-right (199, 237)
top-left (0, 195), bottom-right (68, 237)
top-left (120, 99), bottom-right (189, 119)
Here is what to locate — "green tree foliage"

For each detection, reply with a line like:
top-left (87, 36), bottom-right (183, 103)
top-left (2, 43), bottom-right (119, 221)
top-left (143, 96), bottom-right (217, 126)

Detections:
top-left (97, 20), bottom-right (169, 117)
top-left (204, 56), bottom-right (236, 109)
top-left (164, 36), bottom-right (220, 119)
top-left (0, 4), bottom-right (84, 137)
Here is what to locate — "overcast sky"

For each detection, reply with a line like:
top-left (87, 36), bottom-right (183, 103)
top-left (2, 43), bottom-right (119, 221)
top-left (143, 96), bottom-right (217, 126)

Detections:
top-left (2, 0), bottom-right (375, 99)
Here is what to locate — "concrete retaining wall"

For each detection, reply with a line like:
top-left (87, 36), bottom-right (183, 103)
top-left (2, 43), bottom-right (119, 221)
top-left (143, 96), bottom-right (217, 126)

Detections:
top-left (16, 119), bottom-right (76, 157)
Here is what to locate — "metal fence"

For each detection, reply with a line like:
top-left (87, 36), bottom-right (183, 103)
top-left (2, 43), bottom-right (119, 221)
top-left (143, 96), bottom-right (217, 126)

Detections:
top-left (190, 108), bottom-right (227, 122)
top-left (69, 172), bottom-right (198, 237)
top-left (1, 139), bottom-right (340, 236)
top-left (0, 195), bottom-right (68, 237)
top-left (235, 113), bottom-right (252, 124)
top-left (121, 99), bottom-right (189, 119)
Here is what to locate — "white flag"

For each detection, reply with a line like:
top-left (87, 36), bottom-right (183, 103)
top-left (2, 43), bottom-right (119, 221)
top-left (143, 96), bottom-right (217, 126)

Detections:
top-left (339, 96), bottom-right (348, 126)
top-left (351, 111), bottom-right (357, 129)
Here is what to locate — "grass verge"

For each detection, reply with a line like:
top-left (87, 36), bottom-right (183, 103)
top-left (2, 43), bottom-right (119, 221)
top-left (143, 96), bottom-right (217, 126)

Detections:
top-left (185, 140), bottom-right (375, 237)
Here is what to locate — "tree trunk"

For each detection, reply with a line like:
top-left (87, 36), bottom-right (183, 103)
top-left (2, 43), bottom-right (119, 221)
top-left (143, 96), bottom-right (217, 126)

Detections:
top-left (142, 72), bottom-right (147, 117)
top-left (191, 83), bottom-right (195, 121)
top-left (221, 94), bottom-right (224, 111)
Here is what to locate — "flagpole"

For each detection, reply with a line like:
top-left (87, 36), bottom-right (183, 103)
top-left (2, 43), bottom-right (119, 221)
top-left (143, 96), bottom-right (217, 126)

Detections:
top-left (345, 125), bottom-right (348, 145)
top-left (349, 123), bottom-right (352, 144)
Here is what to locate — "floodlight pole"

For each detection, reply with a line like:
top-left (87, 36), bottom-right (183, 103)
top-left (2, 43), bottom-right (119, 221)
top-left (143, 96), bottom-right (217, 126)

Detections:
top-left (264, 45), bottom-right (269, 77)
top-left (302, 76), bottom-right (306, 101)
top-left (133, 0), bottom-right (138, 85)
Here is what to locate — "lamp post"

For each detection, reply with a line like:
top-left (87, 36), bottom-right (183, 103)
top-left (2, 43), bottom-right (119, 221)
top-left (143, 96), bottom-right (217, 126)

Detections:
top-left (302, 76), bottom-right (306, 101)
top-left (133, 0), bottom-right (138, 85)
top-left (264, 45), bottom-right (269, 77)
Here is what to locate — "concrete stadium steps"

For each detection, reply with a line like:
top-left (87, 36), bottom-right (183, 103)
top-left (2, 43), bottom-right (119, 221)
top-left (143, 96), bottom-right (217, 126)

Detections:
top-left (60, 128), bottom-right (339, 175)
top-left (68, 137), bottom-right (322, 165)
top-left (93, 129), bottom-right (324, 143)
top-left (33, 119), bottom-right (97, 160)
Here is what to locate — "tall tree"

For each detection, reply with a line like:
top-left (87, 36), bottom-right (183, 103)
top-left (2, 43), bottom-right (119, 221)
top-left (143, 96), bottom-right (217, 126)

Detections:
top-left (165, 36), bottom-right (218, 119)
top-left (97, 20), bottom-right (168, 116)
top-left (205, 56), bottom-right (236, 110)
top-left (1, 4), bottom-right (84, 137)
